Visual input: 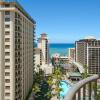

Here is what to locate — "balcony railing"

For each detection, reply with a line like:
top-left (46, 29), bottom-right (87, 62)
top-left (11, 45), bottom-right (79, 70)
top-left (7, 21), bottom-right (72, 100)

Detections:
top-left (64, 74), bottom-right (100, 100)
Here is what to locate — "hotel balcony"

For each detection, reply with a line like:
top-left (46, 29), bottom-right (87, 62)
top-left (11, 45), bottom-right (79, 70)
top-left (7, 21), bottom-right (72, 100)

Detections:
top-left (64, 74), bottom-right (100, 100)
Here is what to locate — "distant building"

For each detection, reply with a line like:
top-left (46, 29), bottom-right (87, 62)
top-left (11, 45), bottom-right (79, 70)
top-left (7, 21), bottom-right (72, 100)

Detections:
top-left (67, 72), bottom-right (82, 81)
top-left (51, 53), bottom-right (60, 65)
top-left (35, 33), bottom-right (50, 67)
top-left (75, 36), bottom-right (100, 74)
top-left (37, 33), bottom-right (49, 65)
top-left (34, 48), bottom-right (42, 66)
top-left (35, 33), bottom-right (53, 74)
top-left (68, 48), bottom-right (75, 60)
top-left (0, 0), bottom-right (35, 100)
top-left (52, 54), bottom-right (69, 66)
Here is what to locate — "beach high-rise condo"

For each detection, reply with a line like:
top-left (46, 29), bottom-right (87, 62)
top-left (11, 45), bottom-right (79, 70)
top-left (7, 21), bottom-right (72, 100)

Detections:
top-left (35, 34), bottom-right (52, 75)
top-left (0, 0), bottom-right (35, 100)
top-left (75, 36), bottom-right (100, 74)
top-left (68, 48), bottom-right (75, 61)
top-left (37, 33), bottom-right (49, 65)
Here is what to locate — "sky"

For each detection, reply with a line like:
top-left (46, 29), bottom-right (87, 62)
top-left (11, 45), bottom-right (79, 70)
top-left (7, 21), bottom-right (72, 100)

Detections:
top-left (19, 0), bottom-right (100, 43)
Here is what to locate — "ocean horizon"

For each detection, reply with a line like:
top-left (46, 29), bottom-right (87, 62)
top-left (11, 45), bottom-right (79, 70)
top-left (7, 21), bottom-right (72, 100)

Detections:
top-left (49, 43), bottom-right (75, 56)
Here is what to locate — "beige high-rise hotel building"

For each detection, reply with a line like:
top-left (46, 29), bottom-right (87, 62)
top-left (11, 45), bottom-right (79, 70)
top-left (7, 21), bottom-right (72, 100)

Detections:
top-left (75, 36), bottom-right (100, 74)
top-left (0, 0), bottom-right (35, 100)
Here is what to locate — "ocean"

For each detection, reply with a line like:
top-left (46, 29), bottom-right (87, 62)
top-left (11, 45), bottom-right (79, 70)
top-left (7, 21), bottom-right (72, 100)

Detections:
top-left (49, 43), bottom-right (75, 56)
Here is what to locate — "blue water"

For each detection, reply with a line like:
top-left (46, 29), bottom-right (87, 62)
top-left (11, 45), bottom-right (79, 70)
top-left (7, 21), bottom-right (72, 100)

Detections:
top-left (59, 80), bottom-right (71, 100)
top-left (49, 43), bottom-right (74, 56)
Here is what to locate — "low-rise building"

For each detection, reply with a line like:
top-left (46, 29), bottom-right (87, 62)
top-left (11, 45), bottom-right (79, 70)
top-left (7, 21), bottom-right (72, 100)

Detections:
top-left (67, 72), bottom-right (82, 81)
top-left (34, 48), bottom-right (42, 66)
top-left (52, 54), bottom-right (69, 66)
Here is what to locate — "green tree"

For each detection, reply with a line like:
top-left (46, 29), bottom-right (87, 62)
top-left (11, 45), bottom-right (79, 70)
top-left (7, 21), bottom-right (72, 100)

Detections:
top-left (82, 65), bottom-right (88, 79)
top-left (32, 65), bottom-right (64, 100)
top-left (47, 67), bottom-right (63, 99)
top-left (32, 65), bottom-right (52, 100)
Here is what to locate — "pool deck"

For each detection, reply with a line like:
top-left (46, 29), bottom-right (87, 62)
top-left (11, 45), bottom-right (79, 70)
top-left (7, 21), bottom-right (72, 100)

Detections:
top-left (64, 75), bottom-right (74, 86)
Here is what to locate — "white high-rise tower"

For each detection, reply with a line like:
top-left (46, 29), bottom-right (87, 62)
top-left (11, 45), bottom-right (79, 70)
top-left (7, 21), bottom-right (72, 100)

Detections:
top-left (37, 33), bottom-right (49, 65)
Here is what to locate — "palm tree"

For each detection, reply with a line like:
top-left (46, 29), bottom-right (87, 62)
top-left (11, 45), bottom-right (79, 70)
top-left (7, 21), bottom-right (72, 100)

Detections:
top-left (82, 65), bottom-right (88, 79)
top-left (47, 67), bottom-right (63, 99)
top-left (32, 65), bottom-right (64, 100)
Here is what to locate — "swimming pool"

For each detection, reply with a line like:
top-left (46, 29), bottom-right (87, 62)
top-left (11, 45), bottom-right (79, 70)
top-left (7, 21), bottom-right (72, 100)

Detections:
top-left (59, 80), bottom-right (71, 100)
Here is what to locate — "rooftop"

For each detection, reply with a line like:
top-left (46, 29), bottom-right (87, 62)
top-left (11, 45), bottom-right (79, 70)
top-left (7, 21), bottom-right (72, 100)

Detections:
top-left (0, 0), bottom-right (36, 24)
top-left (68, 72), bottom-right (82, 77)
top-left (85, 36), bottom-right (96, 40)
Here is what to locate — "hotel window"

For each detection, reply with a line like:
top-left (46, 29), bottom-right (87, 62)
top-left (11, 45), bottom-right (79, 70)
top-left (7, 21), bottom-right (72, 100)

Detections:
top-left (15, 59), bottom-right (18, 63)
top-left (5, 65), bottom-right (10, 69)
top-left (5, 18), bottom-right (10, 22)
top-left (15, 19), bottom-right (17, 24)
top-left (5, 52), bottom-right (10, 56)
top-left (15, 52), bottom-right (17, 57)
top-left (5, 86), bottom-right (10, 89)
top-left (18, 39), bottom-right (20, 43)
top-left (5, 25), bottom-right (10, 28)
top-left (18, 45), bottom-right (20, 49)
top-left (5, 72), bottom-right (10, 76)
top-left (5, 79), bottom-right (10, 83)
top-left (5, 93), bottom-right (10, 96)
top-left (15, 32), bottom-right (18, 38)
top-left (5, 38), bottom-right (10, 42)
top-left (18, 52), bottom-right (20, 56)
top-left (5, 59), bottom-right (10, 62)
top-left (5, 11), bottom-right (10, 15)
top-left (18, 33), bottom-right (20, 37)
top-left (15, 26), bottom-right (17, 31)
top-left (15, 45), bottom-right (18, 50)
top-left (15, 65), bottom-right (18, 69)
top-left (18, 58), bottom-right (21, 62)
top-left (5, 4), bottom-right (10, 7)
top-left (5, 31), bottom-right (10, 35)
top-left (5, 45), bottom-right (10, 49)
